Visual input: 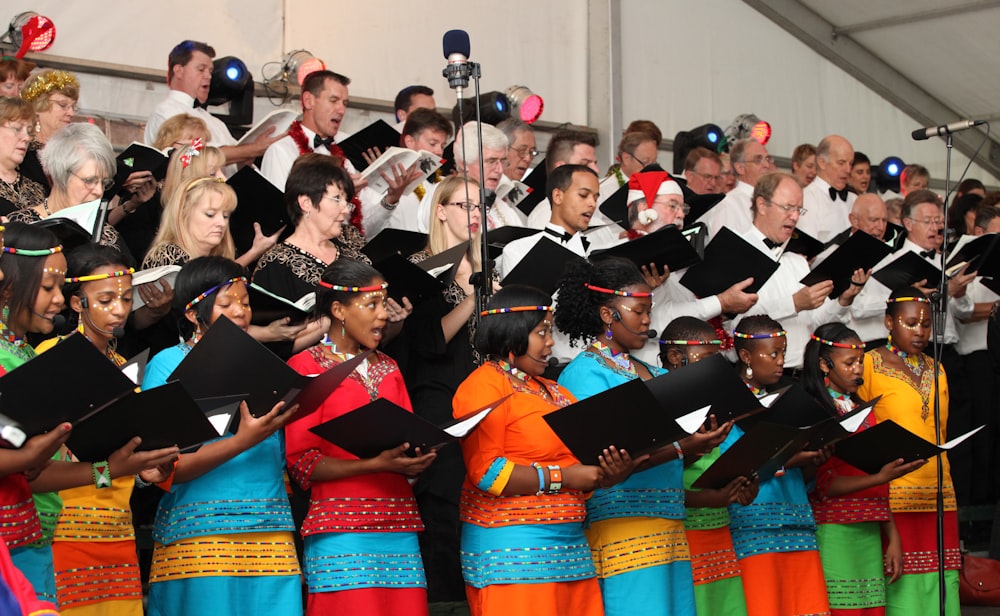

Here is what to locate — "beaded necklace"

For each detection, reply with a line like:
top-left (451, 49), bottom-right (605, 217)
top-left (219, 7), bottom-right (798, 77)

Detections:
top-left (0, 307), bottom-right (32, 363)
top-left (320, 333), bottom-right (369, 378)
top-left (885, 341), bottom-right (922, 377)
top-left (744, 381), bottom-right (765, 397)
top-left (827, 387), bottom-right (856, 415)
top-left (591, 340), bottom-right (636, 377)
top-left (493, 358), bottom-right (552, 401)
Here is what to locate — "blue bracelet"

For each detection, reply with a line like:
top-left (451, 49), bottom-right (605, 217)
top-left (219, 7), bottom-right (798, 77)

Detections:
top-left (531, 462), bottom-right (545, 495)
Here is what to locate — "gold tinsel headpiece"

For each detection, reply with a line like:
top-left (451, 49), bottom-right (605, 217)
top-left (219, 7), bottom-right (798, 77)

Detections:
top-left (20, 70), bottom-right (79, 103)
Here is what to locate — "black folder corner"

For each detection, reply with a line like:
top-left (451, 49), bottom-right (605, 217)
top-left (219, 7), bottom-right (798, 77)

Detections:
top-left (801, 230), bottom-right (893, 298)
top-left (679, 227), bottom-right (779, 298)
top-left (500, 237), bottom-right (586, 296)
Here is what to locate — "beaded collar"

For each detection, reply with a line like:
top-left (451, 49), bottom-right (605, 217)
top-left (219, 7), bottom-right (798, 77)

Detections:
top-left (885, 341), bottom-right (922, 377)
top-left (744, 381), bottom-right (765, 397)
top-left (591, 340), bottom-right (636, 377)
top-left (0, 308), bottom-right (32, 363)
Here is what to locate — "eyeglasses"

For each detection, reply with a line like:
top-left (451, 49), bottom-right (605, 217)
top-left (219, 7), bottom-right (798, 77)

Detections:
top-left (744, 155), bottom-right (775, 166)
top-left (445, 201), bottom-right (480, 212)
top-left (654, 198), bottom-right (690, 215)
top-left (625, 150), bottom-right (655, 168)
top-left (50, 98), bottom-right (79, 114)
top-left (690, 170), bottom-right (722, 183)
top-left (908, 217), bottom-right (944, 226)
top-left (766, 200), bottom-right (807, 216)
top-left (322, 193), bottom-right (355, 212)
top-left (1, 123), bottom-right (33, 138)
top-left (483, 157), bottom-right (504, 169)
top-left (71, 172), bottom-right (114, 191)
top-left (510, 145), bottom-right (538, 159)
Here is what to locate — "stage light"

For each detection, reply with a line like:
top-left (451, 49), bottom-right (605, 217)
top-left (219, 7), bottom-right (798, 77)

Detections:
top-left (723, 113), bottom-right (771, 149)
top-left (0, 12), bottom-right (56, 58)
top-left (282, 50), bottom-right (325, 86)
top-left (671, 123), bottom-right (724, 174)
top-left (452, 91), bottom-right (511, 126)
top-left (505, 85), bottom-right (544, 124)
top-left (207, 56), bottom-right (253, 126)
top-left (750, 121), bottom-right (772, 145)
top-left (874, 156), bottom-right (905, 193)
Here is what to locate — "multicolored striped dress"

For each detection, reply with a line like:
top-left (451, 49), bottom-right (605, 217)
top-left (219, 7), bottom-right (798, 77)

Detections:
top-left (683, 446), bottom-right (749, 616)
top-left (724, 387), bottom-right (830, 616)
top-left (558, 347), bottom-right (695, 616)
top-left (453, 361), bottom-right (603, 616)
top-left (858, 350), bottom-right (960, 615)
top-left (144, 343), bottom-right (303, 616)
top-left (35, 337), bottom-right (144, 615)
top-left (809, 393), bottom-right (892, 616)
top-left (285, 347), bottom-right (428, 616)
top-left (0, 341), bottom-right (58, 605)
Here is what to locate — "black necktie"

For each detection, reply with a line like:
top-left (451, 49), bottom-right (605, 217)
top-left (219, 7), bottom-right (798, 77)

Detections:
top-left (918, 249), bottom-right (937, 259)
top-left (829, 186), bottom-right (849, 201)
top-left (763, 237), bottom-right (782, 249)
top-left (313, 134), bottom-right (335, 150)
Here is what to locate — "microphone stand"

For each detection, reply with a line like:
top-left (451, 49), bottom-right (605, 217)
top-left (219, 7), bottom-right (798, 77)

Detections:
top-left (928, 131), bottom-right (952, 616)
top-left (453, 61), bottom-right (492, 365)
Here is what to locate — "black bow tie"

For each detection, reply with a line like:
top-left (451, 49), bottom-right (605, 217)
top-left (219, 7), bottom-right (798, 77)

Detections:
top-left (484, 192), bottom-right (497, 209)
top-left (918, 248), bottom-right (937, 259)
top-left (545, 227), bottom-right (590, 251)
top-left (192, 98), bottom-right (207, 110)
top-left (763, 237), bottom-right (783, 249)
top-left (829, 186), bottom-right (849, 201)
top-left (313, 134), bottom-right (335, 149)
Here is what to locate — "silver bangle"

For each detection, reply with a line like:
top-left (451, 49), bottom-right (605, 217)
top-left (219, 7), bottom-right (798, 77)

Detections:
top-left (380, 197), bottom-right (398, 211)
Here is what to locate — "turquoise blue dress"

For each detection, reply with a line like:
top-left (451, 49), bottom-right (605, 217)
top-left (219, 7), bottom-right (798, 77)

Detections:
top-left (558, 349), bottom-right (696, 616)
top-left (142, 343), bottom-right (302, 616)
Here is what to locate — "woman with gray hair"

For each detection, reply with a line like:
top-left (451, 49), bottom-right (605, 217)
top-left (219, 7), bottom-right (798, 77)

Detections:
top-left (8, 122), bottom-right (133, 262)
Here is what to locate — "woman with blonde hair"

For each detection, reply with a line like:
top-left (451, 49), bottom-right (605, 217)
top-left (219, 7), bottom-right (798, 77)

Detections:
top-left (403, 175), bottom-right (496, 600)
top-left (143, 176), bottom-right (237, 268)
top-left (18, 69), bottom-right (79, 189)
top-left (0, 97), bottom-right (46, 213)
top-left (151, 113), bottom-right (210, 152)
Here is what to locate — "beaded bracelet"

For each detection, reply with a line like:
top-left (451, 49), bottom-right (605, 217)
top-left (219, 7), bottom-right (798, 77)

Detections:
top-left (531, 462), bottom-right (546, 496)
top-left (673, 440), bottom-right (684, 461)
top-left (92, 461), bottom-right (112, 489)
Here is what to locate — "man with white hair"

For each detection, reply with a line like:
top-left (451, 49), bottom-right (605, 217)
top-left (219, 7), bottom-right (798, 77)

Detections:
top-left (418, 121), bottom-right (525, 230)
top-left (798, 134), bottom-right (856, 243)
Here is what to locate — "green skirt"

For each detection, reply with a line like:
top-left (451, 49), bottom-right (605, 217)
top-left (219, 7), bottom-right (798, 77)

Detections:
top-left (815, 522), bottom-right (886, 611)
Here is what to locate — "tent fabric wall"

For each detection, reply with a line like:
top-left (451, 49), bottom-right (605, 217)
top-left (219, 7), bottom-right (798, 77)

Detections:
top-left (2, 0), bottom-right (994, 184)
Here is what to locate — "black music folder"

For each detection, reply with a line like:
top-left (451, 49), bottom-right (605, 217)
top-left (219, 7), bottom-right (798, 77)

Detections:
top-left (679, 227), bottom-right (779, 297)
top-left (591, 225), bottom-right (702, 274)
top-left (801, 231), bottom-right (893, 298)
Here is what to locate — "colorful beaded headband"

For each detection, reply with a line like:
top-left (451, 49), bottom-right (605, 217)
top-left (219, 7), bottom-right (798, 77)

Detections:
top-left (317, 281), bottom-right (388, 293)
top-left (480, 305), bottom-right (554, 317)
top-left (185, 276), bottom-right (247, 311)
top-left (810, 334), bottom-right (865, 350)
top-left (732, 330), bottom-right (787, 339)
top-left (65, 268), bottom-right (135, 284)
top-left (584, 283), bottom-right (653, 298)
top-left (2, 244), bottom-right (63, 257)
top-left (20, 70), bottom-right (79, 103)
top-left (659, 339), bottom-right (723, 346)
top-left (885, 296), bottom-right (930, 305)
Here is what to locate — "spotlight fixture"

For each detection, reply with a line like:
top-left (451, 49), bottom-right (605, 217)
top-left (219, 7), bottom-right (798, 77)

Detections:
top-left (723, 113), bottom-right (771, 149)
top-left (0, 12), bottom-right (56, 58)
top-left (452, 91), bottom-right (511, 126)
top-left (671, 123), bottom-right (724, 174)
top-left (206, 56), bottom-right (253, 126)
top-left (282, 49), bottom-right (325, 86)
top-left (504, 85), bottom-right (544, 124)
top-left (874, 156), bottom-right (905, 193)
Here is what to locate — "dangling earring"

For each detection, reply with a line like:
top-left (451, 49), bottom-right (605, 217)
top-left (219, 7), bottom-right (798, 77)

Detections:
top-left (340, 319), bottom-right (346, 337)
top-left (745, 363), bottom-right (753, 378)
top-left (886, 333), bottom-right (893, 345)
top-left (605, 324), bottom-right (613, 340)
top-left (191, 324), bottom-right (202, 345)
top-left (34, 119), bottom-right (41, 135)
top-left (823, 374), bottom-right (831, 387)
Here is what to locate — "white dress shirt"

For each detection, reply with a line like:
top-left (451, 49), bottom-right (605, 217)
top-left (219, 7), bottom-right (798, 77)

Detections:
top-left (849, 239), bottom-right (973, 344)
top-left (733, 224), bottom-right (851, 369)
top-left (698, 181), bottom-right (754, 242)
top-left (145, 89), bottom-right (238, 176)
top-left (799, 176), bottom-right (854, 244)
top-left (955, 278), bottom-right (998, 355)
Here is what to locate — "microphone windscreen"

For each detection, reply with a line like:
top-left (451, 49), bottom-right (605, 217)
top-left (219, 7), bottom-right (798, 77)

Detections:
top-left (646, 329), bottom-right (659, 339)
top-left (547, 357), bottom-right (559, 368)
top-left (443, 30), bottom-right (470, 58)
top-left (112, 327), bottom-right (126, 339)
top-left (854, 378), bottom-right (864, 386)
top-left (51, 314), bottom-right (67, 330)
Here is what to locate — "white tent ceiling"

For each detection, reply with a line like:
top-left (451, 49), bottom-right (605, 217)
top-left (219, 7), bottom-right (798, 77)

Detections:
top-left (747, 0), bottom-right (1000, 181)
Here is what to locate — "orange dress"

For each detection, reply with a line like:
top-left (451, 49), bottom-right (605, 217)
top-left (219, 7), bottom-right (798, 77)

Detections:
top-left (453, 362), bottom-right (603, 616)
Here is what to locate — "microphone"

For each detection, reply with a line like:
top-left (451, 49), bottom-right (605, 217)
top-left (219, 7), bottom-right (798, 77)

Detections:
top-left (611, 311), bottom-right (658, 339)
top-left (442, 30), bottom-right (472, 98)
top-left (80, 302), bottom-right (125, 338)
top-left (853, 377), bottom-right (864, 386)
top-left (911, 119), bottom-right (986, 141)
top-left (34, 310), bottom-right (66, 330)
